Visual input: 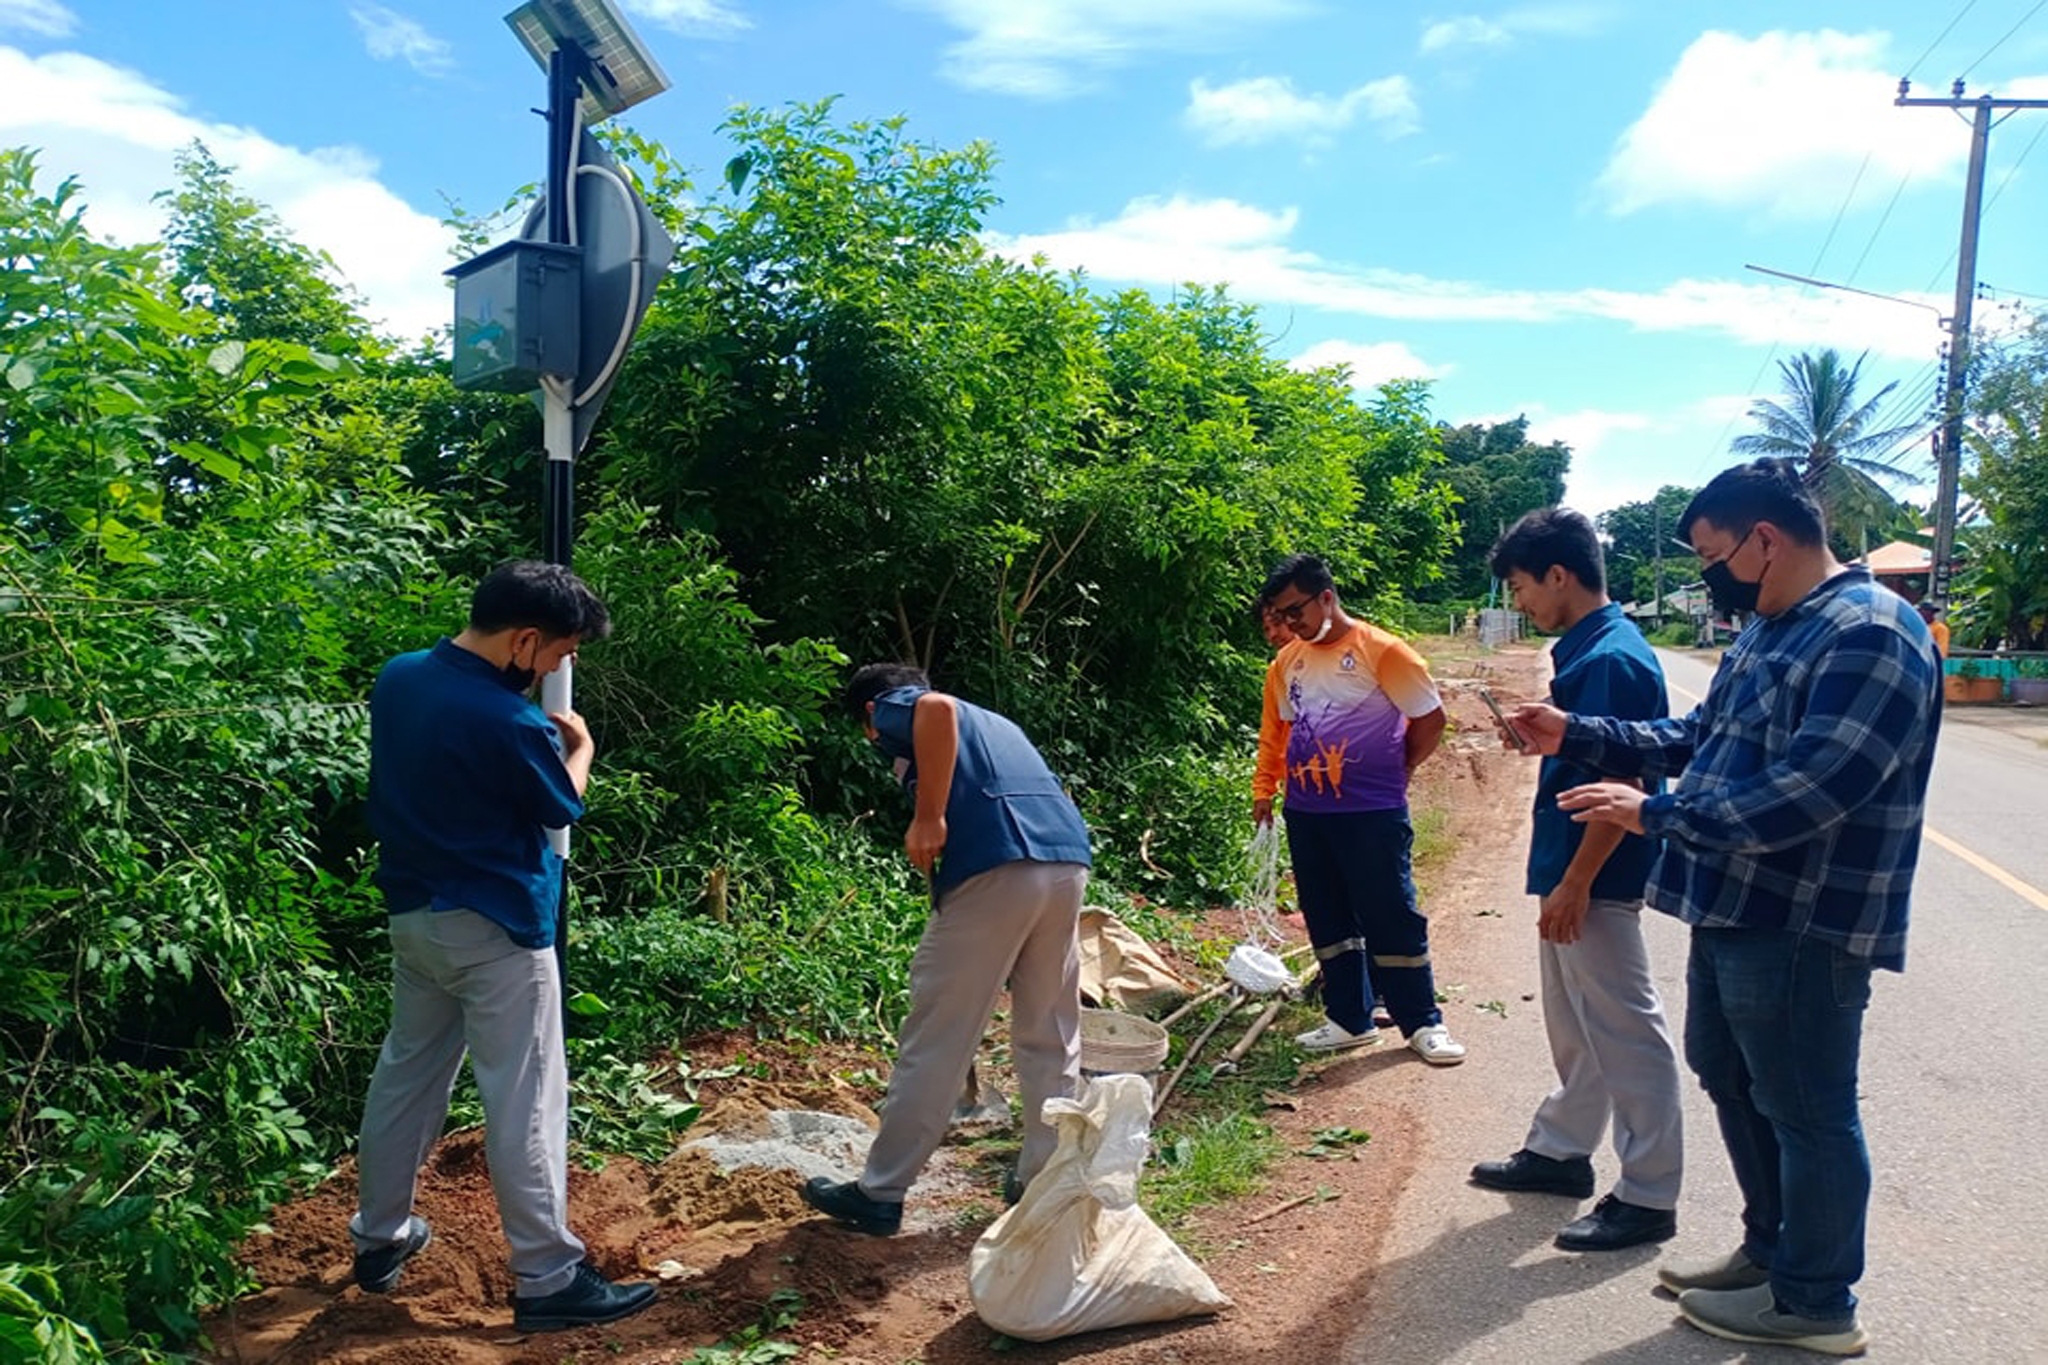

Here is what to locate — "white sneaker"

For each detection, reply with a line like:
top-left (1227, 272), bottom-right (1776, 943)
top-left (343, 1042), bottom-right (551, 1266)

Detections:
top-left (1295, 1020), bottom-right (1383, 1052)
top-left (1408, 1024), bottom-right (1467, 1065)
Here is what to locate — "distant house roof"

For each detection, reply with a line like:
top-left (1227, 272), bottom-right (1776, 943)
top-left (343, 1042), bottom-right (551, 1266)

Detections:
top-left (1856, 540), bottom-right (1933, 575)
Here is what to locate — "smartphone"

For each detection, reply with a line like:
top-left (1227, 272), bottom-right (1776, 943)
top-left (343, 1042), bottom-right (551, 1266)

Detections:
top-left (1479, 687), bottom-right (1529, 752)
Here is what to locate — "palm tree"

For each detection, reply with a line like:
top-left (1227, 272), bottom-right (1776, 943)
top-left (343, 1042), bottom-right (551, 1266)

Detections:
top-left (1732, 349), bottom-right (1922, 554)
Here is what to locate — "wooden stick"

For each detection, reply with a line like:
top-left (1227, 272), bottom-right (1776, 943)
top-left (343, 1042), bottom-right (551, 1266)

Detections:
top-left (1152, 989), bottom-right (1240, 1115)
top-left (1210, 996), bottom-right (1286, 1076)
top-left (1158, 977), bottom-right (1235, 1030)
top-left (1245, 1189), bottom-right (1338, 1225)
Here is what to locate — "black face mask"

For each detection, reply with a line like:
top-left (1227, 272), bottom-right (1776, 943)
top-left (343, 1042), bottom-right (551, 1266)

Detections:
top-left (498, 634), bottom-right (538, 692)
top-left (1702, 532), bottom-right (1762, 616)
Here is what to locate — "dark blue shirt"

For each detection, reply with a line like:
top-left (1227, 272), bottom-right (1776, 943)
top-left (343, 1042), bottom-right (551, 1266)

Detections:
top-left (1562, 569), bottom-right (1940, 970)
top-left (1529, 604), bottom-right (1668, 901)
top-left (871, 686), bottom-right (1091, 892)
top-left (368, 638), bottom-right (585, 947)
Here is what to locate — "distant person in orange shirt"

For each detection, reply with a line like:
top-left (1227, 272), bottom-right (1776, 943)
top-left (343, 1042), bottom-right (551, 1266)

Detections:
top-left (1251, 555), bottom-right (1465, 1064)
top-left (1917, 601), bottom-right (1948, 657)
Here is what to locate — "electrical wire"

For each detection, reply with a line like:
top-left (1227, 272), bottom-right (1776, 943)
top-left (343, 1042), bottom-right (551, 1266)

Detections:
top-left (1905, 0), bottom-right (1986, 82)
top-left (1844, 172), bottom-right (1914, 286)
top-left (1959, 0), bottom-right (2048, 80)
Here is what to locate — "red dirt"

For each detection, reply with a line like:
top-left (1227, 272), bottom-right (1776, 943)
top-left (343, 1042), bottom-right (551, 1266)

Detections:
top-left (205, 644), bottom-right (1547, 1365)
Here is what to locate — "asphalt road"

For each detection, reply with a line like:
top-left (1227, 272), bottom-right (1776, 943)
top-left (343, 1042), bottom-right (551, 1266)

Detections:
top-left (1340, 646), bottom-right (2048, 1364)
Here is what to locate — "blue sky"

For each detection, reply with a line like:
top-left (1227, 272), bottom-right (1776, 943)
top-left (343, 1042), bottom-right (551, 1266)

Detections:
top-left (4, 0), bottom-right (2046, 515)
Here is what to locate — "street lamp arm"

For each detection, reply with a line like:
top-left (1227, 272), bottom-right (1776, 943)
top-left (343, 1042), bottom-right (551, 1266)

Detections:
top-left (1743, 264), bottom-right (1947, 319)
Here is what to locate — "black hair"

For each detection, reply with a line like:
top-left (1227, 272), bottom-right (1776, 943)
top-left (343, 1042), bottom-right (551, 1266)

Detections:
top-left (844, 662), bottom-right (931, 717)
top-left (1260, 553), bottom-right (1335, 604)
top-left (468, 560), bottom-right (612, 640)
top-left (1680, 458), bottom-right (1827, 547)
top-left (1489, 507), bottom-right (1606, 594)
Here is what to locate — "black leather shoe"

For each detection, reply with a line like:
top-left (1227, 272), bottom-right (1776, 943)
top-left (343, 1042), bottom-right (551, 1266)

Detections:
top-left (1469, 1149), bottom-right (1595, 1197)
top-left (512, 1261), bottom-right (657, 1332)
top-left (801, 1177), bottom-right (903, 1235)
top-left (1555, 1194), bottom-right (1677, 1251)
top-left (352, 1215), bottom-right (431, 1294)
top-left (1002, 1168), bottom-right (1024, 1207)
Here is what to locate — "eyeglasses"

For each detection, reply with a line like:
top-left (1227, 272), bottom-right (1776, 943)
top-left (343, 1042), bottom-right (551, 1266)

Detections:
top-left (1697, 527), bottom-right (1754, 570)
top-left (1271, 593), bottom-right (1321, 622)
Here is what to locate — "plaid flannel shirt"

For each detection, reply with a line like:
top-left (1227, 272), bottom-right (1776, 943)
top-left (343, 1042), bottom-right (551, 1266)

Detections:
top-left (1559, 568), bottom-right (1941, 971)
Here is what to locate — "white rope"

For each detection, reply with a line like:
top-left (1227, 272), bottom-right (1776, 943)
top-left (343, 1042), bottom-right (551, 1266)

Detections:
top-left (1226, 823), bottom-right (1293, 994)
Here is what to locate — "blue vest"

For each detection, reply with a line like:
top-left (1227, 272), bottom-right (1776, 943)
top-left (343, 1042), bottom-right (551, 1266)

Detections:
top-left (871, 686), bottom-right (1092, 891)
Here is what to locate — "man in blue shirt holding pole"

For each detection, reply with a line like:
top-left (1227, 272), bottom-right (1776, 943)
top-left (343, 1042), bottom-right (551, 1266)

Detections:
top-left (349, 561), bottom-right (655, 1333)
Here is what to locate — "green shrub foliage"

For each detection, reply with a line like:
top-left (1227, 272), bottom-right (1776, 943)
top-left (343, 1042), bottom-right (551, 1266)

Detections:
top-left (0, 102), bottom-right (1458, 1354)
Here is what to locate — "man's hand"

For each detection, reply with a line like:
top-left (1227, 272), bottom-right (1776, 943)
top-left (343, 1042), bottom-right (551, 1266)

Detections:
top-left (1539, 880), bottom-right (1592, 945)
top-left (905, 812), bottom-right (948, 877)
top-left (1557, 781), bottom-right (1647, 835)
top-left (549, 709), bottom-right (592, 758)
top-left (1507, 703), bottom-right (1568, 756)
top-left (1253, 797), bottom-right (1274, 827)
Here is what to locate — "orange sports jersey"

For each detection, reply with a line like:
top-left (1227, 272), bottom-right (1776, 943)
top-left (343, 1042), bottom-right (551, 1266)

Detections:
top-left (1254, 619), bottom-right (1441, 813)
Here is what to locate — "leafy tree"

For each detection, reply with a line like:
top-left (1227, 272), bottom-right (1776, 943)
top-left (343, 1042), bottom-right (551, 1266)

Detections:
top-left (1730, 349), bottom-right (1921, 556)
top-left (1598, 485), bottom-right (1699, 607)
top-left (588, 103), bottom-right (1454, 889)
top-left (1, 145), bottom-right (465, 1349)
top-left (1425, 416), bottom-right (1571, 599)
top-left (1956, 315), bottom-right (2048, 649)
top-left (157, 143), bottom-right (379, 356)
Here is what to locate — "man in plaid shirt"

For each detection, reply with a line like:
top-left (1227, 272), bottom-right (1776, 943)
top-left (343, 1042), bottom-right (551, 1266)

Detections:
top-left (1509, 459), bottom-right (1941, 1357)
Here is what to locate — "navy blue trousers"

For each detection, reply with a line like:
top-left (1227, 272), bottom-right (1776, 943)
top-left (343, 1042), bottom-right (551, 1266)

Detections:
top-left (1284, 806), bottom-right (1442, 1036)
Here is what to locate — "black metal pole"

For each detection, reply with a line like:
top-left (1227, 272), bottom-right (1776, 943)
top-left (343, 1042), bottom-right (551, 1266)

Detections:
top-left (542, 45), bottom-right (587, 1007)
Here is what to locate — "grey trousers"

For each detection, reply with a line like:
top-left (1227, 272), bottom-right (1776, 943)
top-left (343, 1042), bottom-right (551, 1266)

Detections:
top-left (1525, 897), bottom-right (1685, 1210)
top-left (350, 908), bottom-right (584, 1296)
top-left (860, 860), bottom-right (1087, 1202)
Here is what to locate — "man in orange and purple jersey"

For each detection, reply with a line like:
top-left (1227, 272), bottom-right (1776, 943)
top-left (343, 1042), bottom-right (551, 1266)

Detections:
top-left (1252, 554), bottom-right (1466, 1065)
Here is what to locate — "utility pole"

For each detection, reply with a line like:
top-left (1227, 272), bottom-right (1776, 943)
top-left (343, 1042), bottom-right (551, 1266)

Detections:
top-left (1896, 78), bottom-right (2048, 611)
top-left (1653, 495), bottom-right (1665, 625)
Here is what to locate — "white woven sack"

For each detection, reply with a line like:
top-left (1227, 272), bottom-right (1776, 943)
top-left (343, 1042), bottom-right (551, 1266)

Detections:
top-left (968, 1074), bottom-right (1231, 1341)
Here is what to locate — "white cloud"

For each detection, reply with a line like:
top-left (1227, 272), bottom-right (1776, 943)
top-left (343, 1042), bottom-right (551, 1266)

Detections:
top-left (898, 0), bottom-right (1314, 97)
top-left (623, 0), bottom-right (751, 38)
top-left (0, 0), bottom-right (74, 38)
top-left (348, 4), bottom-right (453, 77)
top-left (1292, 338), bottom-right (1449, 389)
top-left (1420, 16), bottom-right (1509, 54)
top-left (1598, 29), bottom-right (2048, 218)
top-left (0, 46), bottom-right (458, 343)
top-left (1420, 6), bottom-right (1605, 56)
top-left (1184, 74), bottom-right (1418, 146)
top-left (988, 193), bottom-right (1950, 358)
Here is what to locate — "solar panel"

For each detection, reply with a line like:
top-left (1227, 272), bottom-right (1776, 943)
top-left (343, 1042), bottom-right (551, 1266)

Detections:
top-left (506, 0), bottom-right (670, 123)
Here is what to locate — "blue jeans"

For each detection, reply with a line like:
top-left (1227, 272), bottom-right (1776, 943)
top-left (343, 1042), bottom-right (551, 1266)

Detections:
top-left (1283, 806), bottom-right (1443, 1036)
top-left (1684, 927), bottom-right (1873, 1320)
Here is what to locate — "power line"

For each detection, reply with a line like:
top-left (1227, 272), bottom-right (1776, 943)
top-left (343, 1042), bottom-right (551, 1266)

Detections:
top-left (1844, 171), bottom-right (1914, 286)
top-left (1696, 146), bottom-right (1888, 477)
top-left (1959, 0), bottom-right (2048, 80)
top-left (1809, 149), bottom-right (1872, 273)
top-left (1906, 0), bottom-right (1986, 81)
top-left (1982, 112), bottom-right (2048, 215)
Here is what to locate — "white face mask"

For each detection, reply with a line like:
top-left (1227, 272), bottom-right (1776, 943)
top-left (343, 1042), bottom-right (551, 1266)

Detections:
top-left (1309, 612), bottom-right (1335, 643)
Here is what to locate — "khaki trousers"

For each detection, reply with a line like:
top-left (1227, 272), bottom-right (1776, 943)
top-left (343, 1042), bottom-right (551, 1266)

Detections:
top-left (1526, 897), bottom-right (1685, 1209)
top-left (860, 860), bottom-right (1087, 1202)
top-left (350, 908), bottom-right (585, 1295)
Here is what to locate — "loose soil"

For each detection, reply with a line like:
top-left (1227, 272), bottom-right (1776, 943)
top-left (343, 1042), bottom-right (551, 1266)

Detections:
top-left (206, 642), bottom-right (1549, 1365)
